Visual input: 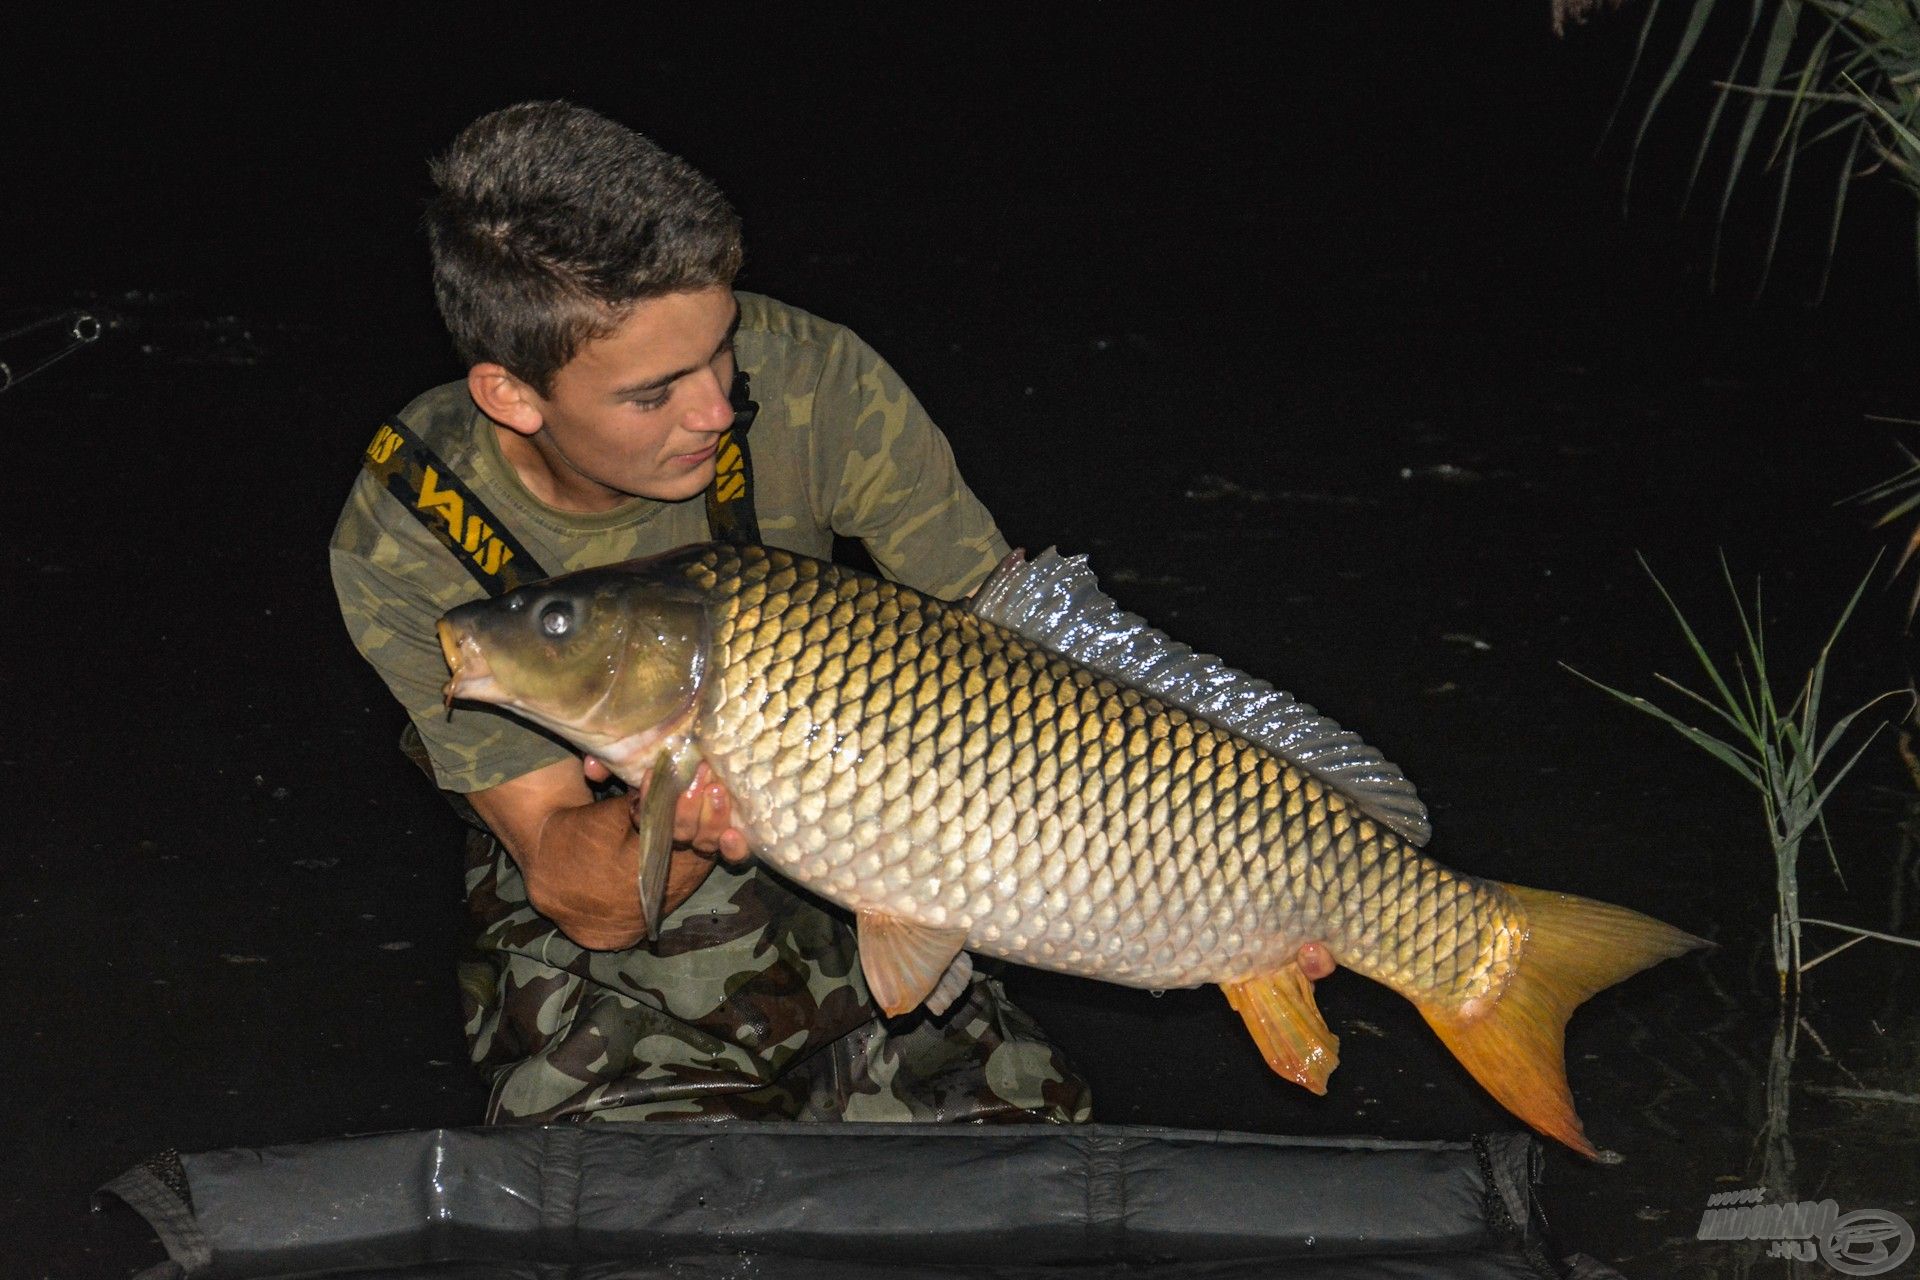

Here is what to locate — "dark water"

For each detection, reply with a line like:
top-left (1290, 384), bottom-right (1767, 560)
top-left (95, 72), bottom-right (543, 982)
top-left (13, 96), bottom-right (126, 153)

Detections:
top-left (5, 7), bottom-right (1918, 1276)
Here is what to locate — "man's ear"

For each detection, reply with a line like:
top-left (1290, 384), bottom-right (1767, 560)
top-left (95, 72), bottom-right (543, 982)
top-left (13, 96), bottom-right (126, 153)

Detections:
top-left (469, 364), bottom-right (546, 436)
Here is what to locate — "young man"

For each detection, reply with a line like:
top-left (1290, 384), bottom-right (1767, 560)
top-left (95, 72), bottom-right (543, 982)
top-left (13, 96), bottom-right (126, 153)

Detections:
top-left (330, 101), bottom-right (1090, 1124)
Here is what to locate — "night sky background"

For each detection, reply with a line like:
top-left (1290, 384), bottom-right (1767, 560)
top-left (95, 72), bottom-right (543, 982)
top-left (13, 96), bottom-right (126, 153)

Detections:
top-left (6, 5), bottom-right (1920, 1276)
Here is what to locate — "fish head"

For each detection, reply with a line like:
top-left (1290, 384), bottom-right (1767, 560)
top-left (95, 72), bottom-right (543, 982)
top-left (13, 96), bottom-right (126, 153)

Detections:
top-left (437, 567), bottom-right (712, 770)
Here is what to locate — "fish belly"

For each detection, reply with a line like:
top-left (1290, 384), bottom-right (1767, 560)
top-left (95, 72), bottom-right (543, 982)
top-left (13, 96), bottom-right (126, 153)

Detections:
top-left (690, 550), bottom-right (1513, 1004)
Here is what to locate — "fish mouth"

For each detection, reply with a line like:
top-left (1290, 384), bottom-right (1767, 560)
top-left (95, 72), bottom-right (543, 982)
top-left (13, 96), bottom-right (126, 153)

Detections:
top-left (437, 620), bottom-right (500, 709)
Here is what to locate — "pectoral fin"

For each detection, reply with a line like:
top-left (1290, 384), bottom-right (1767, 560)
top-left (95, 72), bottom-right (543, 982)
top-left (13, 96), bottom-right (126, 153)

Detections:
top-left (857, 912), bottom-right (970, 1016)
top-left (1221, 960), bottom-right (1342, 1094)
top-left (632, 752), bottom-right (678, 942)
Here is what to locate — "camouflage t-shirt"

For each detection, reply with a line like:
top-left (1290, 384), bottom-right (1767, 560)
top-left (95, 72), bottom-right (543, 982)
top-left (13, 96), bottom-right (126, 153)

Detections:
top-left (330, 291), bottom-right (1010, 794)
top-left (326, 293), bottom-right (1088, 1125)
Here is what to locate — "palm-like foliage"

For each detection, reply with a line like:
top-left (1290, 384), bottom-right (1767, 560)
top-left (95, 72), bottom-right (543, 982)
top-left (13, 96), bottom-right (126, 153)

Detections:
top-left (1613, 0), bottom-right (1920, 296)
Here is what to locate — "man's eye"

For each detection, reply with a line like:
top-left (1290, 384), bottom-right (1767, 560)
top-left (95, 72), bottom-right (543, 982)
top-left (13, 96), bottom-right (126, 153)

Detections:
top-left (629, 392), bottom-right (669, 411)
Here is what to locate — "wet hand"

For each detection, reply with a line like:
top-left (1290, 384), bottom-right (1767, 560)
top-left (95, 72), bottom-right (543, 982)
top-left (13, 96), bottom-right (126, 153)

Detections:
top-left (674, 765), bottom-right (754, 864)
top-left (608, 758), bottom-right (752, 865)
top-left (660, 762), bottom-right (753, 865)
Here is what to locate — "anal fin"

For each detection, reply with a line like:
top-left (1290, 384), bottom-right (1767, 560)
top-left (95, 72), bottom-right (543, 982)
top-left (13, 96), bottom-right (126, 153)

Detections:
top-left (857, 912), bottom-right (970, 1016)
top-left (1222, 961), bottom-right (1341, 1094)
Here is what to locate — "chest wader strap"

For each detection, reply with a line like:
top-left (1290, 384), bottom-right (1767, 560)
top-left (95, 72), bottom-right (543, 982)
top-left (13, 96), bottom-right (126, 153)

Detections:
top-left (363, 373), bottom-right (761, 815)
top-left (362, 418), bottom-right (554, 594)
top-left (705, 369), bottom-right (761, 544)
top-left (363, 417), bottom-right (558, 826)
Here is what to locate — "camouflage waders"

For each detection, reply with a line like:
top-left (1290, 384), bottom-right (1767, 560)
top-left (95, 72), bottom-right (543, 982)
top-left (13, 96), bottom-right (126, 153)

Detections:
top-left (460, 828), bottom-right (1092, 1124)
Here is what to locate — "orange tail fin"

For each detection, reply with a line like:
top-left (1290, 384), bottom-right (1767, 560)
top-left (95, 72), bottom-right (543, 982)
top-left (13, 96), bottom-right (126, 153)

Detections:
top-left (1415, 882), bottom-right (1705, 1158)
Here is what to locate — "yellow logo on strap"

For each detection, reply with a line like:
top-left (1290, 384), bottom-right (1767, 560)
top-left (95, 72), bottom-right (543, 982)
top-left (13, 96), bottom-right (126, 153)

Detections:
top-left (417, 465), bottom-right (516, 577)
top-left (366, 424), bottom-right (403, 465)
top-left (712, 435), bottom-right (747, 503)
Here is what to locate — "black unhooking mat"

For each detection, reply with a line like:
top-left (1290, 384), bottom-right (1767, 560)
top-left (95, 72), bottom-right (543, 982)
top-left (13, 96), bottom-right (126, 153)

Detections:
top-left (96, 1123), bottom-right (1625, 1279)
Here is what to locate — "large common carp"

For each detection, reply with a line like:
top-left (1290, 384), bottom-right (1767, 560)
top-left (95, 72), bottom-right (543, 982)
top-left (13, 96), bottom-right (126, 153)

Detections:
top-left (438, 542), bottom-right (1702, 1155)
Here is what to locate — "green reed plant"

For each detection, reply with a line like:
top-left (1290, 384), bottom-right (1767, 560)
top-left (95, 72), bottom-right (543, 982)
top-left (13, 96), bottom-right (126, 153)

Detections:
top-left (1569, 556), bottom-right (1905, 991)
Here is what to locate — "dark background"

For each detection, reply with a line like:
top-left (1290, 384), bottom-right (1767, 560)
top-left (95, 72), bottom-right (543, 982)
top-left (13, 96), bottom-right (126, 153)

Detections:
top-left (5, 4), bottom-right (1919, 1275)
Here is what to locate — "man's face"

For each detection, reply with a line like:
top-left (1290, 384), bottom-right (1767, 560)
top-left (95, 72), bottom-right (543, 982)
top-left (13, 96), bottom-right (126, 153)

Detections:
top-left (522, 286), bottom-right (739, 507)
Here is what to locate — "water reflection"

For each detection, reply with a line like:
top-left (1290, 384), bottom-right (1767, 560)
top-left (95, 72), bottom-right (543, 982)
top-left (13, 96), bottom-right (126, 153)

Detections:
top-left (1727, 791), bottom-right (1920, 1279)
top-left (1734, 1007), bottom-right (1799, 1278)
top-left (1600, 787), bottom-right (1920, 1277)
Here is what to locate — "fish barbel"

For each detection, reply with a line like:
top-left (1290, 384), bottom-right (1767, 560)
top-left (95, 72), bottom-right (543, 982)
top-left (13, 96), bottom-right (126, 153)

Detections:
top-left (437, 542), bottom-right (1703, 1156)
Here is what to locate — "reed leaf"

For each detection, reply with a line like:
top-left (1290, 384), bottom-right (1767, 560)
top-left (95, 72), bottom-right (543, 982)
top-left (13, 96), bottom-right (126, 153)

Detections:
top-left (1630, 0), bottom-right (1723, 212)
top-left (1603, 0), bottom-right (1668, 152)
top-left (1845, 442), bottom-right (1920, 621)
top-left (1641, 553), bottom-right (1758, 733)
top-left (1687, 0), bottom-right (1770, 221)
top-left (1714, 1), bottom-right (1804, 286)
top-left (1567, 669), bottom-right (1768, 784)
top-left (1654, 669), bottom-right (1766, 741)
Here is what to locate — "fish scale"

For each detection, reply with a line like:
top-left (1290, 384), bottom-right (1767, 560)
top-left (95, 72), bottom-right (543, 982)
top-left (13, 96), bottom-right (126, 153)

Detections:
top-left (688, 544), bottom-right (1513, 999)
top-left (439, 540), bottom-right (1705, 1155)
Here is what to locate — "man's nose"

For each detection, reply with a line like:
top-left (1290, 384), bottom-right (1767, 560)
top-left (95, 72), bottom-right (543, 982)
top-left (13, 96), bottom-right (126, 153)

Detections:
top-left (688, 369), bottom-right (734, 433)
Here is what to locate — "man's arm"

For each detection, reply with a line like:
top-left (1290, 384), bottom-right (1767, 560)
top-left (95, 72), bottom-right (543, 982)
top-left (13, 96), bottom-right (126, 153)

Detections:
top-left (468, 758), bottom-right (751, 951)
top-left (801, 323), bottom-right (1009, 600)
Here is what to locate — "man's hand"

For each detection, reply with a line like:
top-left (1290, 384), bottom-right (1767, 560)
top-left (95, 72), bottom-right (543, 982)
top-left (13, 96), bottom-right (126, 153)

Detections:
top-left (469, 758), bottom-right (753, 951)
top-left (585, 756), bottom-right (754, 864)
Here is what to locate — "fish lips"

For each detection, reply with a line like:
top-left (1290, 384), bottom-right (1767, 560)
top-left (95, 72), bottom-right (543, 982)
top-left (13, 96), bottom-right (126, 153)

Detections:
top-left (437, 617), bottom-right (503, 709)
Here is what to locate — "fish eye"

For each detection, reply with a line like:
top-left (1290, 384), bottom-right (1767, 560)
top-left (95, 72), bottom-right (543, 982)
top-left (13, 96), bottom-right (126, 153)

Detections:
top-left (540, 602), bottom-right (572, 637)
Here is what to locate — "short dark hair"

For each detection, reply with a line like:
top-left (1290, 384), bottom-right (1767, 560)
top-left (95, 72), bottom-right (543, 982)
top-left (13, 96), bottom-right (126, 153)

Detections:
top-left (425, 101), bottom-right (744, 394)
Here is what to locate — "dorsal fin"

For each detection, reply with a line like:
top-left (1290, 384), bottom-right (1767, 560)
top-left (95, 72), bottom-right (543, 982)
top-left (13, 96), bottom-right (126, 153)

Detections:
top-left (969, 548), bottom-right (1430, 847)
